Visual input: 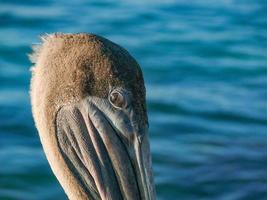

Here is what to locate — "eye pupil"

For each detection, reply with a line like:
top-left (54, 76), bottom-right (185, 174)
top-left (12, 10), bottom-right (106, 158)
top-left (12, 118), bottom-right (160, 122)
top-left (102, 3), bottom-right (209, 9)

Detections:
top-left (110, 93), bottom-right (118, 102)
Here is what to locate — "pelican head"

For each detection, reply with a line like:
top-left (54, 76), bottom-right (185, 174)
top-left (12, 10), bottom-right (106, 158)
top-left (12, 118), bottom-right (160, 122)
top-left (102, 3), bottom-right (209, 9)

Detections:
top-left (30, 33), bottom-right (155, 200)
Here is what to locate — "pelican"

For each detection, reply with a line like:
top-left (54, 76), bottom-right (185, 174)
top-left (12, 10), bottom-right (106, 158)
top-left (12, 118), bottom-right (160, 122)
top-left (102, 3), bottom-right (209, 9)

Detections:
top-left (30, 33), bottom-right (156, 200)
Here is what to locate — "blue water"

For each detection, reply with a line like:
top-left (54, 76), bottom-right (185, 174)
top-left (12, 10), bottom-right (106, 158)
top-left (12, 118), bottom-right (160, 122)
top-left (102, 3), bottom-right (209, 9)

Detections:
top-left (1, 0), bottom-right (267, 199)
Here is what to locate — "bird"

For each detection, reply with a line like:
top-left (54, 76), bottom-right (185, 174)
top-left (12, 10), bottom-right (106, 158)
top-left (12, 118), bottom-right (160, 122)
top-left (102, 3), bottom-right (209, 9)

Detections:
top-left (30, 33), bottom-right (156, 200)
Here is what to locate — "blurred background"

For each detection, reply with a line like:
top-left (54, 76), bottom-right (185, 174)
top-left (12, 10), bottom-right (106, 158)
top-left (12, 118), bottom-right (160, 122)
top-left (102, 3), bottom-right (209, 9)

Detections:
top-left (0, 0), bottom-right (267, 199)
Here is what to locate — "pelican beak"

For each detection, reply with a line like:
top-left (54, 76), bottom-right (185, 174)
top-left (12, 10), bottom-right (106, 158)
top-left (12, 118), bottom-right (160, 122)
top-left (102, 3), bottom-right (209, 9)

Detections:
top-left (129, 131), bottom-right (155, 200)
top-left (56, 97), bottom-right (155, 200)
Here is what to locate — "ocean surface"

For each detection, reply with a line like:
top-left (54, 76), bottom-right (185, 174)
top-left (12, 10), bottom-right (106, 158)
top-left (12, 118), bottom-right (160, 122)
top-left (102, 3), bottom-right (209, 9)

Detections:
top-left (0, 0), bottom-right (267, 199)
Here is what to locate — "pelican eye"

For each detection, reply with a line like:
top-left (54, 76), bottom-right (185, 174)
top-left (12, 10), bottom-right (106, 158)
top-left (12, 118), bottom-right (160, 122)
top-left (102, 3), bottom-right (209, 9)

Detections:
top-left (109, 89), bottom-right (128, 109)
